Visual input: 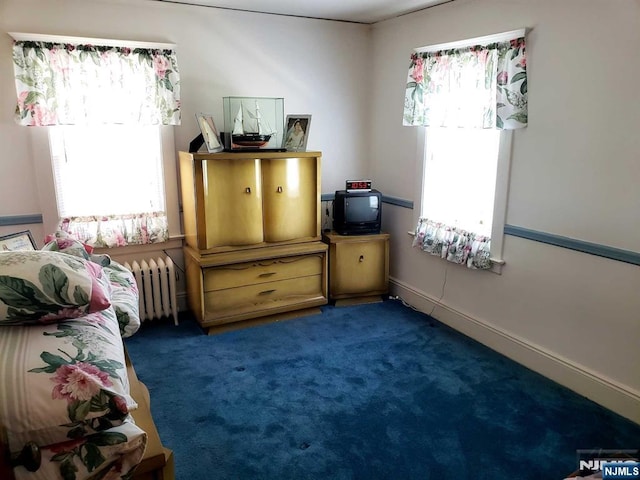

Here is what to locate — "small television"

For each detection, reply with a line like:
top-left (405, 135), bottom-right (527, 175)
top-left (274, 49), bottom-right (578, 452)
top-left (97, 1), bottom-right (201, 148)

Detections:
top-left (333, 189), bottom-right (382, 235)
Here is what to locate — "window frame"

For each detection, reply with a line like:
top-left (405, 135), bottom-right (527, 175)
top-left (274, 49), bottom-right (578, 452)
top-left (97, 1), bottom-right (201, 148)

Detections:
top-left (409, 28), bottom-right (526, 273)
top-left (413, 127), bottom-right (513, 273)
top-left (29, 126), bottom-right (182, 245)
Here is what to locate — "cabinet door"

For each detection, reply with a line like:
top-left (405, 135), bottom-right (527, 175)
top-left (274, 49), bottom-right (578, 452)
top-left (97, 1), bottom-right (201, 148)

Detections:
top-left (330, 239), bottom-right (388, 295)
top-left (262, 157), bottom-right (318, 242)
top-left (203, 158), bottom-right (263, 247)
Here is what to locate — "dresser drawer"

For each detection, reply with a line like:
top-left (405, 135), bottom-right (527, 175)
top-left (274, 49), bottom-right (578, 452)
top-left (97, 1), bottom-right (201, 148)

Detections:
top-left (204, 274), bottom-right (323, 316)
top-left (203, 254), bottom-right (323, 291)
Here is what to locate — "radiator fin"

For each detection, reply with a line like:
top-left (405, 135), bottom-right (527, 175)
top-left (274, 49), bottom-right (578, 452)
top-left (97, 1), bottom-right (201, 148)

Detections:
top-left (124, 256), bottom-right (178, 325)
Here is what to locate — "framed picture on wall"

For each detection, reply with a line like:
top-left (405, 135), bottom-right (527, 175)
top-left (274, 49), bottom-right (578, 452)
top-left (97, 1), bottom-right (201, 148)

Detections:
top-left (0, 230), bottom-right (37, 251)
top-left (196, 113), bottom-right (224, 153)
top-left (282, 115), bottom-right (311, 152)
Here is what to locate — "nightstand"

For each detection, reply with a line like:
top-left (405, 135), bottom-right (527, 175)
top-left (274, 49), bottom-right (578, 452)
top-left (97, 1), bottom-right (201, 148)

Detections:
top-left (322, 231), bottom-right (390, 304)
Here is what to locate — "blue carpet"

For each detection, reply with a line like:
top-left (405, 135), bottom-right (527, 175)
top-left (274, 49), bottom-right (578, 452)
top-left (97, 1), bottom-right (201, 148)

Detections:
top-left (124, 299), bottom-right (640, 479)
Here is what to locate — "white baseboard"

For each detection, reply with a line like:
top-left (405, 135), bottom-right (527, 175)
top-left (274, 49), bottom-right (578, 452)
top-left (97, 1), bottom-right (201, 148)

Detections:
top-left (390, 277), bottom-right (640, 425)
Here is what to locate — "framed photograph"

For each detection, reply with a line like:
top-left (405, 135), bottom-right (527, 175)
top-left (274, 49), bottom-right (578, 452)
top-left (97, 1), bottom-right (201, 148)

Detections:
top-left (0, 230), bottom-right (37, 251)
top-left (282, 115), bottom-right (311, 152)
top-left (196, 113), bottom-right (224, 153)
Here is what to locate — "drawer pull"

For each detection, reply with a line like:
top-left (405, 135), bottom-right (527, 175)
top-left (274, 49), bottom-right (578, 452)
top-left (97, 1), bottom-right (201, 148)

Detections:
top-left (259, 289), bottom-right (276, 295)
top-left (277, 186), bottom-right (283, 193)
top-left (259, 272), bottom-right (277, 277)
top-left (359, 255), bottom-right (364, 262)
top-left (245, 187), bottom-right (251, 194)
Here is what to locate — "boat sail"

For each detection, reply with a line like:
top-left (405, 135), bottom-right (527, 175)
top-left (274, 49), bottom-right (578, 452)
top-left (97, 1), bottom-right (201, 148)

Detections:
top-left (232, 100), bottom-right (275, 148)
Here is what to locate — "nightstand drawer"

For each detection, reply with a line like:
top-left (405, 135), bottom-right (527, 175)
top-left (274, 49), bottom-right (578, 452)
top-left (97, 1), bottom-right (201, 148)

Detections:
top-left (203, 254), bottom-right (324, 291)
top-left (331, 241), bottom-right (387, 294)
top-left (204, 274), bottom-right (323, 315)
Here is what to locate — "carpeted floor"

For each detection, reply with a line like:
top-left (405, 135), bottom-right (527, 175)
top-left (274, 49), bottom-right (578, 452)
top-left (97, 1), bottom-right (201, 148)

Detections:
top-left (124, 299), bottom-right (640, 479)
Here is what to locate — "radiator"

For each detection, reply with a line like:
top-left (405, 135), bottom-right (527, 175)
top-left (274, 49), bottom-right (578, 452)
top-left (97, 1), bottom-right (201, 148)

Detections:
top-left (124, 257), bottom-right (178, 325)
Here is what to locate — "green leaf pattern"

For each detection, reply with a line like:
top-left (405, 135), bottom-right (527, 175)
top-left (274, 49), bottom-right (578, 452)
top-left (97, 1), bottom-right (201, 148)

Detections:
top-left (0, 253), bottom-right (145, 478)
top-left (44, 424), bottom-right (146, 480)
top-left (403, 36), bottom-right (527, 129)
top-left (0, 251), bottom-right (106, 324)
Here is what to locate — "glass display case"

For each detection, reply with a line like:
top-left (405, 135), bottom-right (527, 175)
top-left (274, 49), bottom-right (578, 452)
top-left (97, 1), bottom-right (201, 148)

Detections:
top-left (223, 96), bottom-right (285, 150)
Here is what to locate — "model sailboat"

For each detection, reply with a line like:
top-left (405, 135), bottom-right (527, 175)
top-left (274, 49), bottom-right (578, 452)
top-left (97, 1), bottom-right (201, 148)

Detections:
top-left (232, 100), bottom-right (275, 148)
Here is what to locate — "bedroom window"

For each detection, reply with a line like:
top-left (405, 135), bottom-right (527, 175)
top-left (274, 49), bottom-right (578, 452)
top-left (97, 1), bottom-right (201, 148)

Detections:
top-left (419, 127), bottom-right (513, 270)
top-left (10, 33), bottom-right (181, 247)
top-left (48, 125), bottom-right (168, 246)
top-left (422, 127), bottom-right (501, 238)
top-left (403, 29), bottom-right (527, 270)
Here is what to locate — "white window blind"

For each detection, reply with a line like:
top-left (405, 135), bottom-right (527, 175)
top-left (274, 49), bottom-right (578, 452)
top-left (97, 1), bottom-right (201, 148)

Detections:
top-left (49, 125), bottom-right (165, 218)
top-left (422, 127), bottom-right (501, 238)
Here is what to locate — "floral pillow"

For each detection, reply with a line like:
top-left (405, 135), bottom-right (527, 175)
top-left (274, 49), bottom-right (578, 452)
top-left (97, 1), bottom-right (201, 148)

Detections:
top-left (43, 230), bottom-right (112, 267)
top-left (0, 250), bottom-right (111, 325)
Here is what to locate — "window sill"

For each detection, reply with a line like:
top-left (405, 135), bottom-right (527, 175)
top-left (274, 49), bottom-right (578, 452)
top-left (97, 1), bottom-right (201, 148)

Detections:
top-left (93, 236), bottom-right (184, 255)
top-left (406, 230), bottom-right (504, 275)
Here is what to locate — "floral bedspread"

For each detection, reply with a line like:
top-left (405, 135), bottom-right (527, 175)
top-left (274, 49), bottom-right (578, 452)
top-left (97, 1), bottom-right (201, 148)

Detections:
top-left (0, 262), bottom-right (146, 480)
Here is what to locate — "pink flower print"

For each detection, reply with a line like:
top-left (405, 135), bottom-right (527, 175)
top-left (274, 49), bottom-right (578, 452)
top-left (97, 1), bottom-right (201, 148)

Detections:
top-left (112, 394), bottom-right (129, 415)
top-left (17, 91), bottom-right (29, 110)
top-left (39, 307), bottom-right (86, 323)
top-left (56, 238), bottom-right (76, 249)
top-left (497, 71), bottom-right (509, 85)
top-left (517, 56), bottom-right (527, 69)
top-left (115, 232), bottom-right (126, 247)
top-left (411, 56), bottom-right (424, 83)
top-left (153, 55), bottom-right (170, 79)
top-left (49, 49), bottom-right (69, 76)
top-left (476, 49), bottom-right (490, 65)
top-left (51, 362), bottom-right (113, 403)
top-left (80, 310), bottom-right (108, 326)
top-left (31, 105), bottom-right (56, 126)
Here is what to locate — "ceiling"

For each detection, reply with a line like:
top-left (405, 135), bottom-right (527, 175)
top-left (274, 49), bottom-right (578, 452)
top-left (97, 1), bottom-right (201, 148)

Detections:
top-left (152, 0), bottom-right (455, 24)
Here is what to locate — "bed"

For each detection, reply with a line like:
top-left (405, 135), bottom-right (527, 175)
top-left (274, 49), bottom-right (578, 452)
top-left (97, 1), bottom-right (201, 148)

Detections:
top-left (0, 234), bottom-right (172, 480)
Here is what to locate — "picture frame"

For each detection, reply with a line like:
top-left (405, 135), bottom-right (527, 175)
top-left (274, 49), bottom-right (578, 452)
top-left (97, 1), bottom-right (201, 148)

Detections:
top-left (196, 113), bottom-right (224, 153)
top-left (282, 115), bottom-right (311, 152)
top-left (0, 230), bottom-right (37, 251)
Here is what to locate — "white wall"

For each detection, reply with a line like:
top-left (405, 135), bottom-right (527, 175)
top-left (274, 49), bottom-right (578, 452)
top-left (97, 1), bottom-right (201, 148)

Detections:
top-left (370, 0), bottom-right (640, 422)
top-left (0, 0), bottom-right (371, 242)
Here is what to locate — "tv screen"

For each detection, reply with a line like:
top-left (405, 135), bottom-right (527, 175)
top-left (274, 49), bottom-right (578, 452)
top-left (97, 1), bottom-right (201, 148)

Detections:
top-left (345, 195), bottom-right (380, 223)
top-left (333, 189), bottom-right (382, 235)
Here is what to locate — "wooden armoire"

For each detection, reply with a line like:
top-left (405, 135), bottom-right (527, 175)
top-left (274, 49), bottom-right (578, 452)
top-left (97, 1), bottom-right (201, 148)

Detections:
top-left (178, 150), bottom-right (328, 333)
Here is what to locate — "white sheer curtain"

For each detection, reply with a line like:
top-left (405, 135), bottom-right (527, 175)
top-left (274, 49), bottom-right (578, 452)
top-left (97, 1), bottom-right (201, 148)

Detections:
top-left (49, 125), bottom-right (169, 248)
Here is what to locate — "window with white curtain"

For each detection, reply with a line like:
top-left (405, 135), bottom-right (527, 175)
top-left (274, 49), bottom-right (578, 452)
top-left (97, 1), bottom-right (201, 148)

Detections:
top-left (47, 125), bottom-right (169, 247)
top-left (10, 33), bottom-right (181, 247)
top-left (49, 125), bottom-right (165, 218)
top-left (404, 29), bottom-right (527, 270)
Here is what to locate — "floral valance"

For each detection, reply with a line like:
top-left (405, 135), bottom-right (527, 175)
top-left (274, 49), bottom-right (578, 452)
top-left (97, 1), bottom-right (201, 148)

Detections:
top-left (412, 218), bottom-right (492, 269)
top-left (403, 37), bottom-right (527, 129)
top-left (12, 40), bottom-right (181, 126)
top-left (59, 212), bottom-right (169, 248)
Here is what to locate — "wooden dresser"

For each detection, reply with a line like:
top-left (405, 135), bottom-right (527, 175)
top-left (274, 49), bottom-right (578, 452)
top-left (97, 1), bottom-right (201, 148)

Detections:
top-left (179, 150), bottom-right (328, 333)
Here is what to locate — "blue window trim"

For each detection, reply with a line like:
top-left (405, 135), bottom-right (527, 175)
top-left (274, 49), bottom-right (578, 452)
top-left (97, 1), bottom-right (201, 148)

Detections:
top-left (0, 214), bottom-right (43, 226)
